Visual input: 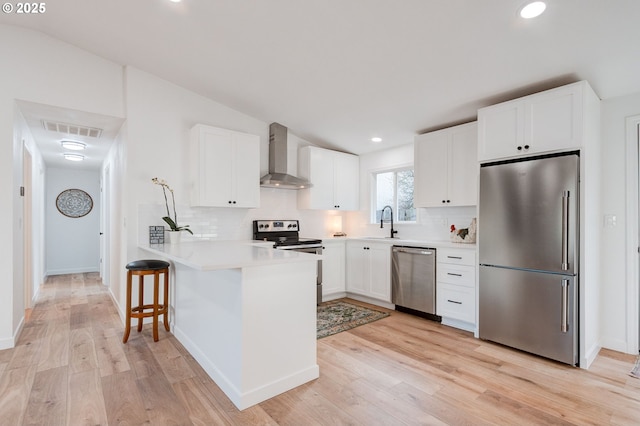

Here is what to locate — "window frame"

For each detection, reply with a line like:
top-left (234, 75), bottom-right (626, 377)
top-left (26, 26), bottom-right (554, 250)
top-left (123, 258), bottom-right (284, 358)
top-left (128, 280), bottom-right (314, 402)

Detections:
top-left (370, 165), bottom-right (416, 224)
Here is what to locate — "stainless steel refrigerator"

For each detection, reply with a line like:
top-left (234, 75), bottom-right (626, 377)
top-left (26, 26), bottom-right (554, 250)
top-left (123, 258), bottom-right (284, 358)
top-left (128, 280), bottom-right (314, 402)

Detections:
top-left (478, 152), bottom-right (579, 365)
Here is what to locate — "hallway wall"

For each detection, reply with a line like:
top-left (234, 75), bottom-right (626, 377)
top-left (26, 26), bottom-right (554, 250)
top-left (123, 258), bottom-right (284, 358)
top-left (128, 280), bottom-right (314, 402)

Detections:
top-left (0, 24), bottom-right (124, 348)
top-left (45, 168), bottom-right (101, 275)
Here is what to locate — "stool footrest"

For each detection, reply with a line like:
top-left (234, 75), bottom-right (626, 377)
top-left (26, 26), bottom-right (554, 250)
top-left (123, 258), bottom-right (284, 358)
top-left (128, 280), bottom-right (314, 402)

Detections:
top-left (131, 304), bottom-right (168, 318)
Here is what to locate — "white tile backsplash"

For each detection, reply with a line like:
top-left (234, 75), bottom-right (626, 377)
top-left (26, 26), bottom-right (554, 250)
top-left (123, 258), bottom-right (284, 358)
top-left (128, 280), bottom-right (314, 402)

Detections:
top-left (139, 189), bottom-right (477, 244)
top-left (139, 187), bottom-right (348, 243)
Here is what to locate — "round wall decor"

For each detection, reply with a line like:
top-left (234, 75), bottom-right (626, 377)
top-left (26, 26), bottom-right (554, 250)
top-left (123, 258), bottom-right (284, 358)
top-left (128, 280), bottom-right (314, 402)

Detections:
top-left (56, 189), bottom-right (93, 218)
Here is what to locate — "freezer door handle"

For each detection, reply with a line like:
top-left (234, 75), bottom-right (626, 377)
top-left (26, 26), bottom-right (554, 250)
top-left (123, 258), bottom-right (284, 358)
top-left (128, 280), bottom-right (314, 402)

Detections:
top-left (561, 279), bottom-right (569, 333)
top-left (561, 191), bottom-right (570, 271)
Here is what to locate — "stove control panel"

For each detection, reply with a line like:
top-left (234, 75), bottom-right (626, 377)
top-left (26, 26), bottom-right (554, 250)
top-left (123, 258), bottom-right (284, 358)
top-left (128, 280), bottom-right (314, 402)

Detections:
top-left (254, 220), bottom-right (299, 233)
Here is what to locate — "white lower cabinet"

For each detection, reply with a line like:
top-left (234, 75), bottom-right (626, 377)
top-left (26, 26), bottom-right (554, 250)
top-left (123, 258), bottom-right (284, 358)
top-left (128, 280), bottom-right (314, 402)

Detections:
top-left (346, 241), bottom-right (391, 303)
top-left (321, 239), bottom-right (346, 300)
top-left (436, 247), bottom-right (476, 332)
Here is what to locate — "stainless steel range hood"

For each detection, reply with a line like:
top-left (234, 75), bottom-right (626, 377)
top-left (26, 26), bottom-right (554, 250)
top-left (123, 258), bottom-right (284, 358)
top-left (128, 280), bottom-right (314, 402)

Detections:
top-left (260, 122), bottom-right (312, 189)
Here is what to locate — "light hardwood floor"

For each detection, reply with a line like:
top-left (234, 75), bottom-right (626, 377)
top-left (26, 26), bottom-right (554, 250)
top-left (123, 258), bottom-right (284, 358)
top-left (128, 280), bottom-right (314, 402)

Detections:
top-left (1, 273), bottom-right (639, 425)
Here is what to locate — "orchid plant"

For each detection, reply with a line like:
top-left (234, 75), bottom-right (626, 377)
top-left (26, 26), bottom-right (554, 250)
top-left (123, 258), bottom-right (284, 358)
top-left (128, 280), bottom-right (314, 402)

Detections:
top-left (152, 177), bottom-right (193, 234)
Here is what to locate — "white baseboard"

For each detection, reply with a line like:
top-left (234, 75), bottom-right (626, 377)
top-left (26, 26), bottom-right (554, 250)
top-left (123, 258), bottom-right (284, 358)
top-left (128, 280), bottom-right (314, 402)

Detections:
top-left (46, 267), bottom-right (99, 276)
top-left (441, 317), bottom-right (476, 333)
top-left (0, 335), bottom-right (14, 350)
top-left (0, 315), bottom-right (27, 350)
top-left (582, 342), bottom-right (602, 369)
top-left (322, 291), bottom-right (347, 302)
top-left (346, 293), bottom-right (395, 310)
top-left (599, 336), bottom-right (629, 354)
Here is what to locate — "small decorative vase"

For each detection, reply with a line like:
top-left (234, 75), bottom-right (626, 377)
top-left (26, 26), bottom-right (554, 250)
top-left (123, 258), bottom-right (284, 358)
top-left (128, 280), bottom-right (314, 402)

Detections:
top-left (167, 231), bottom-right (182, 244)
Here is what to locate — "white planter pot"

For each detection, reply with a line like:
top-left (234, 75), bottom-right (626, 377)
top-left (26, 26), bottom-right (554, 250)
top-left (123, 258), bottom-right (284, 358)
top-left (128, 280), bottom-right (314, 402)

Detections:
top-left (167, 231), bottom-right (182, 244)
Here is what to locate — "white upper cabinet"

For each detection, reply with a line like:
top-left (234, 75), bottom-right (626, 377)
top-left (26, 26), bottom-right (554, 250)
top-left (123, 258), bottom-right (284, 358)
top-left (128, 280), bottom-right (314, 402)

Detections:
top-left (298, 146), bottom-right (359, 210)
top-left (478, 82), bottom-right (589, 162)
top-left (190, 124), bottom-right (260, 208)
top-left (414, 122), bottom-right (478, 207)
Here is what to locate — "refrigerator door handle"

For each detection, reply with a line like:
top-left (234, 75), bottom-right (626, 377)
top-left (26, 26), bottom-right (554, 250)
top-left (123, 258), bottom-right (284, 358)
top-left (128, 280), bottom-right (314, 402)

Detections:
top-left (561, 279), bottom-right (569, 333)
top-left (561, 190), bottom-right (570, 271)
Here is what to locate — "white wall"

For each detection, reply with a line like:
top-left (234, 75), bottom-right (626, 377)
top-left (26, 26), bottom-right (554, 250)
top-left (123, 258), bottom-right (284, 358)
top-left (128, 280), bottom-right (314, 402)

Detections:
top-left (600, 91), bottom-right (640, 352)
top-left (0, 24), bottom-right (124, 348)
top-left (346, 143), bottom-right (476, 240)
top-left (45, 168), bottom-right (101, 275)
top-left (119, 67), bottom-right (339, 318)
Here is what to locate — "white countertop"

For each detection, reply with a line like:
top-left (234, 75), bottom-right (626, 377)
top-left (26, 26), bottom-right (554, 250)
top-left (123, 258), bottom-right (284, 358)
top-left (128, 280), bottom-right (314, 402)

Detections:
top-left (140, 240), bottom-right (320, 271)
top-left (323, 236), bottom-right (476, 250)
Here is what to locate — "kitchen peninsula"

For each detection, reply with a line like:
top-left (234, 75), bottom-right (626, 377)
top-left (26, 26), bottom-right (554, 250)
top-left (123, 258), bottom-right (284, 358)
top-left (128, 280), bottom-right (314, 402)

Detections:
top-left (140, 240), bottom-right (320, 410)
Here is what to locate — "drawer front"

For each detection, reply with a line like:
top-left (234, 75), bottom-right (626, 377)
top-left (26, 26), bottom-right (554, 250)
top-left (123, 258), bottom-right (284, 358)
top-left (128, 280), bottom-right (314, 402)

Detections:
top-left (438, 248), bottom-right (475, 266)
top-left (437, 264), bottom-right (475, 288)
top-left (437, 283), bottom-right (475, 323)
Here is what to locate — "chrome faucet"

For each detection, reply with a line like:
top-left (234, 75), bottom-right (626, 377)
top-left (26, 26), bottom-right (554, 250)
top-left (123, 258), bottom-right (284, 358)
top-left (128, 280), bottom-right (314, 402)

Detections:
top-left (380, 205), bottom-right (398, 238)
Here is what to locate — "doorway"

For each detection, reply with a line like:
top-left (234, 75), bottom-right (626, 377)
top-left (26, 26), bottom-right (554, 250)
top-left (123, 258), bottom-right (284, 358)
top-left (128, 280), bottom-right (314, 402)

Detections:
top-left (16, 100), bottom-right (124, 304)
top-left (101, 166), bottom-right (111, 287)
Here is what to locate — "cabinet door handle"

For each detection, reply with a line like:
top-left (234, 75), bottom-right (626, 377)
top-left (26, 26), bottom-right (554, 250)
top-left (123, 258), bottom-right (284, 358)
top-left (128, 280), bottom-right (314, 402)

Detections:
top-left (447, 273), bottom-right (462, 277)
top-left (447, 299), bottom-right (462, 305)
top-left (517, 146), bottom-right (523, 151)
top-left (447, 256), bottom-right (462, 260)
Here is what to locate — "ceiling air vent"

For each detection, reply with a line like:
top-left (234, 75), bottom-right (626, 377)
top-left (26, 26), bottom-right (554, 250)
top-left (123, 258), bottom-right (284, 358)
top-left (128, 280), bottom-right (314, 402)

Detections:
top-left (42, 120), bottom-right (103, 138)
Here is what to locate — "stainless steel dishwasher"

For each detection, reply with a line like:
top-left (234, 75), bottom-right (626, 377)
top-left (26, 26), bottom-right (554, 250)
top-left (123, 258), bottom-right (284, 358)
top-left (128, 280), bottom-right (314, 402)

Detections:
top-left (392, 246), bottom-right (438, 319)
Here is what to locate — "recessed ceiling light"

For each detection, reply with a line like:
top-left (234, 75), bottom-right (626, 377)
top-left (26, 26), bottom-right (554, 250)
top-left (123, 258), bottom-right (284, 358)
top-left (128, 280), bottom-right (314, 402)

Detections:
top-left (520, 1), bottom-right (546, 19)
top-left (371, 137), bottom-right (382, 143)
top-left (168, 0), bottom-right (181, 2)
top-left (63, 153), bottom-right (84, 162)
top-left (61, 141), bottom-right (86, 151)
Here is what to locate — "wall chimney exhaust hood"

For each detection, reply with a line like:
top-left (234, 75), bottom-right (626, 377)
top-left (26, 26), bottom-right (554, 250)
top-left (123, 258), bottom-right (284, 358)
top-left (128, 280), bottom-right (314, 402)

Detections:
top-left (260, 122), bottom-right (312, 189)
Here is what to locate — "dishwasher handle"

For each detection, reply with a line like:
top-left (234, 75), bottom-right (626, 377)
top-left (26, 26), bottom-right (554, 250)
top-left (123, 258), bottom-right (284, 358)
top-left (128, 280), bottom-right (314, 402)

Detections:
top-left (392, 246), bottom-right (435, 256)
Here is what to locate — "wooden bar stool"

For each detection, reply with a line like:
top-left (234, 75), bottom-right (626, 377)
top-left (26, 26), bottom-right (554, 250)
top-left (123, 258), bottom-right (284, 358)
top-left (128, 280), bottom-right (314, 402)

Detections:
top-left (123, 259), bottom-right (170, 343)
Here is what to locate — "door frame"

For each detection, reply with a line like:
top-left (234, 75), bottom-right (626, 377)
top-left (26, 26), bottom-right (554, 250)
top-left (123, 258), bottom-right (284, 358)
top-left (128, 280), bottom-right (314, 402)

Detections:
top-left (625, 114), bottom-right (640, 353)
top-left (23, 141), bottom-right (33, 312)
top-left (100, 165), bottom-right (111, 287)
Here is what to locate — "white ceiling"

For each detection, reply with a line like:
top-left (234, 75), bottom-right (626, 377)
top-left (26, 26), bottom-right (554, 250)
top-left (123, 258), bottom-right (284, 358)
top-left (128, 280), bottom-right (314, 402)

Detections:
top-left (16, 100), bottom-right (124, 170)
top-left (3, 0), bottom-right (640, 159)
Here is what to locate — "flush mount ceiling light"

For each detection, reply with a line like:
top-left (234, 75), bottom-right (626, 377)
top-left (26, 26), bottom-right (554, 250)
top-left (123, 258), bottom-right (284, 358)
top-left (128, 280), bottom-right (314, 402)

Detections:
top-left (371, 137), bottom-right (382, 143)
top-left (63, 153), bottom-right (84, 162)
top-left (519, 1), bottom-right (546, 19)
top-left (61, 140), bottom-right (86, 151)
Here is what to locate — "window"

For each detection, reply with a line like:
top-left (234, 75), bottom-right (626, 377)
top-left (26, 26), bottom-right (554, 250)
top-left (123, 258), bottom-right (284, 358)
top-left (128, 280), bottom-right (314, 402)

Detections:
top-left (373, 168), bottom-right (415, 223)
